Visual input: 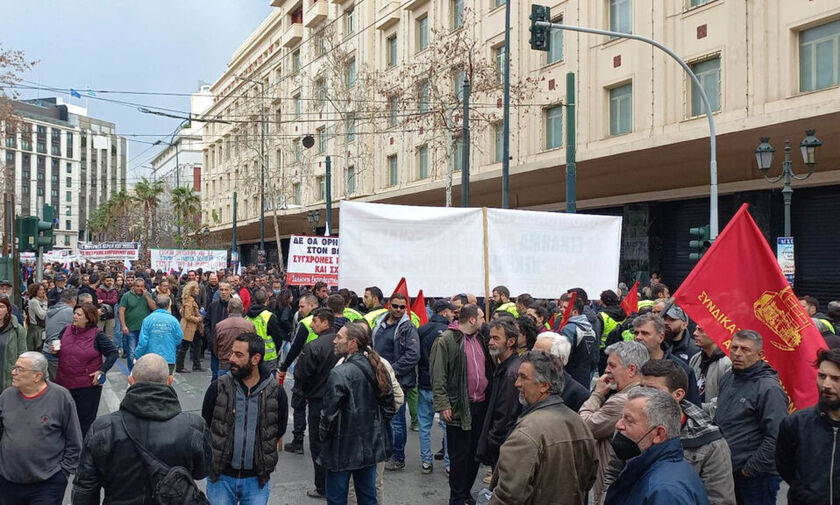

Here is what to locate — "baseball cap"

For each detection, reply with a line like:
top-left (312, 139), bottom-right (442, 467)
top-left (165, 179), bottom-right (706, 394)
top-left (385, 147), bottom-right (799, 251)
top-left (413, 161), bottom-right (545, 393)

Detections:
top-left (433, 299), bottom-right (457, 313)
top-left (663, 302), bottom-right (688, 322)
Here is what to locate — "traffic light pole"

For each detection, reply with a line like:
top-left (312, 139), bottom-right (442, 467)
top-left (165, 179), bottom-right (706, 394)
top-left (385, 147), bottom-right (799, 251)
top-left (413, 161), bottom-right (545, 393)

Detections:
top-left (534, 19), bottom-right (719, 238)
top-left (35, 196), bottom-right (44, 283)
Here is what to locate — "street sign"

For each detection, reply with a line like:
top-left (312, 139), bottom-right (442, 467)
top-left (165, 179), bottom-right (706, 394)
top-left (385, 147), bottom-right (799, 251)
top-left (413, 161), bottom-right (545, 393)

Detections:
top-left (777, 237), bottom-right (795, 286)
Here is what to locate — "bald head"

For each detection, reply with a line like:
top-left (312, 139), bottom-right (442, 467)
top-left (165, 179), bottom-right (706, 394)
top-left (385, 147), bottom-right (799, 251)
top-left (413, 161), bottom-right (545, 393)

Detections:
top-left (128, 354), bottom-right (173, 386)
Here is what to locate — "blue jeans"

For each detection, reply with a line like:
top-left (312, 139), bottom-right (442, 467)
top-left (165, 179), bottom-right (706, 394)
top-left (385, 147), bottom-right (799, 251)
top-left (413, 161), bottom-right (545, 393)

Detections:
top-left (206, 475), bottom-right (269, 505)
top-left (125, 330), bottom-right (140, 371)
top-left (113, 321), bottom-right (124, 351)
top-left (733, 472), bottom-right (781, 505)
top-left (210, 352), bottom-right (220, 380)
top-left (390, 401), bottom-right (407, 462)
top-left (417, 389), bottom-right (435, 464)
top-left (325, 465), bottom-right (377, 505)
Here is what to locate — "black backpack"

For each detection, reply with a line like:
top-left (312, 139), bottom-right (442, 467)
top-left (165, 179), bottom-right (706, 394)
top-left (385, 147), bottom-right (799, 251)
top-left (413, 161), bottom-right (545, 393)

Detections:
top-left (119, 413), bottom-right (210, 505)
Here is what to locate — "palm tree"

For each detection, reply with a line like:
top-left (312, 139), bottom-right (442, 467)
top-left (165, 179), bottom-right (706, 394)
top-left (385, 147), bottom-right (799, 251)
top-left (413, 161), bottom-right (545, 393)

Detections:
top-left (134, 177), bottom-right (165, 245)
top-left (171, 186), bottom-right (201, 246)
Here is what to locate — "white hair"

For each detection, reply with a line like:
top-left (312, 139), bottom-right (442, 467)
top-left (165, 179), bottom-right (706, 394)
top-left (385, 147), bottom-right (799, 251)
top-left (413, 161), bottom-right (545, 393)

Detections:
top-left (627, 388), bottom-right (682, 439)
top-left (130, 354), bottom-right (170, 384)
top-left (19, 351), bottom-right (48, 378)
top-left (536, 331), bottom-right (571, 366)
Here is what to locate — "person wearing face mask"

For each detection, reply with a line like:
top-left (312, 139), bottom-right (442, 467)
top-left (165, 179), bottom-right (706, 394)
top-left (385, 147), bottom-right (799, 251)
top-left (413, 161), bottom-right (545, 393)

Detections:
top-left (579, 340), bottom-right (649, 505)
top-left (605, 388), bottom-right (708, 505)
top-left (488, 351), bottom-right (597, 505)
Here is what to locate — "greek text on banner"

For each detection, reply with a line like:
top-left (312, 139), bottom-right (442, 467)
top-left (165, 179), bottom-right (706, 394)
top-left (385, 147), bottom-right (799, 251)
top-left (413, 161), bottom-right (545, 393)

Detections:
top-left (286, 235), bottom-right (339, 287)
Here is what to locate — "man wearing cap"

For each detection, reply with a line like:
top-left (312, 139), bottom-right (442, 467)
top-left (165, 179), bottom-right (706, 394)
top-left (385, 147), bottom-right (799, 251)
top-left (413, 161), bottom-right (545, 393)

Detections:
top-left (0, 280), bottom-right (22, 325)
top-left (417, 299), bottom-right (456, 473)
top-left (48, 276), bottom-right (66, 308)
top-left (663, 302), bottom-right (700, 365)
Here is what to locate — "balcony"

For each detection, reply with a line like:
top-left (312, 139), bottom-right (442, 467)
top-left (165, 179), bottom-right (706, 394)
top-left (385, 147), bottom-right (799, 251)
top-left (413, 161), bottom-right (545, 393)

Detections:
top-left (282, 22), bottom-right (304, 47)
top-left (304, 1), bottom-right (328, 27)
top-left (376, 1), bottom-right (401, 30)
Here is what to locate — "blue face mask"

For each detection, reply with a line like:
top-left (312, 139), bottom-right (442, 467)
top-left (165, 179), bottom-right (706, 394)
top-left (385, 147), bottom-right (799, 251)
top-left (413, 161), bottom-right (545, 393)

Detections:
top-left (273, 289), bottom-right (282, 295)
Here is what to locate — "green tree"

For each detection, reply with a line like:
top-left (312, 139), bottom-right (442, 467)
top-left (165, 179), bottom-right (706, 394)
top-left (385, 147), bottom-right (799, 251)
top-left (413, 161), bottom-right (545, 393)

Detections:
top-left (133, 177), bottom-right (165, 245)
top-left (171, 186), bottom-right (201, 246)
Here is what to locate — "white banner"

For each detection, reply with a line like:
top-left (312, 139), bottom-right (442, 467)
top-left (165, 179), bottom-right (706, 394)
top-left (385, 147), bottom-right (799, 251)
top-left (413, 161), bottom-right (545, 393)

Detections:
top-left (486, 208), bottom-right (622, 299)
top-left (287, 235), bottom-right (340, 287)
top-left (150, 249), bottom-right (227, 273)
top-left (338, 201), bottom-right (621, 299)
top-left (43, 249), bottom-right (79, 264)
top-left (339, 201), bottom-right (485, 297)
top-left (77, 242), bottom-right (140, 262)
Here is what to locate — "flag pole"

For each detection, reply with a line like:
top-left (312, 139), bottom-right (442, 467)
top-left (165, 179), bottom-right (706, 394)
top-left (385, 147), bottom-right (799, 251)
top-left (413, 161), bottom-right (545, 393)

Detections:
top-left (482, 207), bottom-right (491, 322)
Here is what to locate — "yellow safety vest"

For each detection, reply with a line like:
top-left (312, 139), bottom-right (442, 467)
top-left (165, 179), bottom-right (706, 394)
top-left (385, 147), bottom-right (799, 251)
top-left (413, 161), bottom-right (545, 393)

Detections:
top-left (363, 308), bottom-right (388, 329)
top-left (599, 312), bottom-right (621, 349)
top-left (410, 311), bottom-right (421, 328)
top-left (818, 318), bottom-right (836, 334)
top-left (245, 310), bottom-right (278, 361)
top-left (637, 300), bottom-right (656, 310)
top-left (299, 315), bottom-right (319, 344)
top-left (497, 302), bottom-right (519, 318)
top-left (343, 307), bottom-right (364, 322)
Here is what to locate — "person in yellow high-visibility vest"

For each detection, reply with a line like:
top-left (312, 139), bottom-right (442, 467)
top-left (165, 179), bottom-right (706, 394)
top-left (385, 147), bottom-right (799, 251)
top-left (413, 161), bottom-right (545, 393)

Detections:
top-left (277, 293), bottom-right (320, 454)
top-left (492, 285), bottom-right (520, 318)
top-left (363, 286), bottom-right (388, 329)
top-left (338, 288), bottom-right (364, 322)
top-left (244, 288), bottom-right (283, 369)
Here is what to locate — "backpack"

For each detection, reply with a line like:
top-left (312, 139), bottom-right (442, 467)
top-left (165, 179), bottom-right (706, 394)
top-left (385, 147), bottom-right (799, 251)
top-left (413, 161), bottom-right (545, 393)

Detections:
top-left (119, 413), bottom-right (210, 505)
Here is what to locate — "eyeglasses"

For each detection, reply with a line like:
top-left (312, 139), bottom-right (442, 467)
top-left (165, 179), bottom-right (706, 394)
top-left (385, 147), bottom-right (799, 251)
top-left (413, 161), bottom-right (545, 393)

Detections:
top-left (10, 366), bottom-right (37, 374)
top-left (391, 304), bottom-right (406, 310)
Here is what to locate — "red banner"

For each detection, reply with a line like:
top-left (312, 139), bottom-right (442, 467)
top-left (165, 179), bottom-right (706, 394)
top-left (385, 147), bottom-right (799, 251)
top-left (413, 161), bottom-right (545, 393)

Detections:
top-left (674, 204), bottom-right (826, 410)
top-left (412, 290), bottom-right (429, 326)
top-left (621, 281), bottom-right (640, 316)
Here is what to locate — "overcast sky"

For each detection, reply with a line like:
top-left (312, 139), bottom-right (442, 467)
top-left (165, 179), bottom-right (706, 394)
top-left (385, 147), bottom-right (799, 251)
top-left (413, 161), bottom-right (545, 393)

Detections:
top-left (3, 1), bottom-right (273, 183)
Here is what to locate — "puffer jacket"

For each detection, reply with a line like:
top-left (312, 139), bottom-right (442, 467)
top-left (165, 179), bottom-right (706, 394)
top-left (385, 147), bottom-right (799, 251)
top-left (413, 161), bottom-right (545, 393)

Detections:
top-left (604, 437), bottom-right (709, 505)
top-left (560, 315), bottom-right (597, 388)
top-left (713, 361), bottom-right (789, 476)
top-left (490, 395), bottom-right (597, 505)
top-left (0, 319), bottom-right (26, 390)
top-left (71, 382), bottom-right (212, 505)
top-left (318, 353), bottom-right (394, 472)
top-left (372, 312), bottom-right (420, 387)
top-left (776, 405), bottom-right (840, 505)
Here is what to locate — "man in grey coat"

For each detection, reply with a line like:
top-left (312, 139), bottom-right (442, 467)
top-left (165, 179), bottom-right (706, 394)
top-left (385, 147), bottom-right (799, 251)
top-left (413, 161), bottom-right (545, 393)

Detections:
top-left (43, 287), bottom-right (78, 380)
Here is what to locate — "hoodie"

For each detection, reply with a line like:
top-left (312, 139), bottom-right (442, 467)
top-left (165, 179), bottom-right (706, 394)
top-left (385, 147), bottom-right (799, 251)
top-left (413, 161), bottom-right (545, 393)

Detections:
top-left (714, 361), bottom-right (789, 475)
top-left (561, 314), bottom-right (597, 388)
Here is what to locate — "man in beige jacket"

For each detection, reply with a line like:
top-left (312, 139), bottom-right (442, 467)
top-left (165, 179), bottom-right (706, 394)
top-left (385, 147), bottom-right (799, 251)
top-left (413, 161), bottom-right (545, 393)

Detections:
top-left (578, 340), bottom-right (649, 505)
top-left (490, 351), bottom-right (597, 505)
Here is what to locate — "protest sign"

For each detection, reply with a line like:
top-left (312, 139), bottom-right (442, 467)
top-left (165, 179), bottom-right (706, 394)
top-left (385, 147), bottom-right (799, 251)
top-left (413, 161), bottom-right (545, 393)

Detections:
top-left (286, 235), bottom-right (340, 287)
top-left (77, 242), bottom-right (140, 262)
top-left (150, 249), bottom-right (227, 273)
top-left (43, 249), bottom-right (79, 264)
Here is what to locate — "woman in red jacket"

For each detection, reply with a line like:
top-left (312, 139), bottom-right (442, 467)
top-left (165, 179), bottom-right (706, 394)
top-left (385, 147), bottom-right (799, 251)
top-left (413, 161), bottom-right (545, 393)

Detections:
top-left (55, 302), bottom-right (118, 437)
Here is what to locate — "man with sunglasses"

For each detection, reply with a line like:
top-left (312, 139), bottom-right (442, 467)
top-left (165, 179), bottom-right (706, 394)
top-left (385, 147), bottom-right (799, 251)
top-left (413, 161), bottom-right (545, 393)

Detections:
top-left (371, 292), bottom-right (420, 471)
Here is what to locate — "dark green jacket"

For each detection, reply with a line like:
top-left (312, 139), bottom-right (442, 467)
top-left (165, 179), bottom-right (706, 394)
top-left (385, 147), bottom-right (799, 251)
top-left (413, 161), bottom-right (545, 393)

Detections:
top-left (430, 324), bottom-right (494, 430)
top-left (0, 319), bottom-right (26, 390)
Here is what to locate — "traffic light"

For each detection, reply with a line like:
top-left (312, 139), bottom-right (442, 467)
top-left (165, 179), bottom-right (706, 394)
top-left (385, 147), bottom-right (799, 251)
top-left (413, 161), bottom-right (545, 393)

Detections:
top-left (689, 225), bottom-right (712, 261)
top-left (529, 4), bottom-right (551, 52)
top-left (15, 205), bottom-right (55, 252)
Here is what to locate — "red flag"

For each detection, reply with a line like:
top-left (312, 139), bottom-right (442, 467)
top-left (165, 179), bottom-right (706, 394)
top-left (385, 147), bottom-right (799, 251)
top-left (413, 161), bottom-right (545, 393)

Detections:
top-left (412, 290), bottom-right (429, 326)
top-left (386, 277), bottom-right (411, 309)
top-left (621, 281), bottom-right (640, 316)
top-left (674, 204), bottom-right (826, 410)
top-left (558, 292), bottom-right (578, 329)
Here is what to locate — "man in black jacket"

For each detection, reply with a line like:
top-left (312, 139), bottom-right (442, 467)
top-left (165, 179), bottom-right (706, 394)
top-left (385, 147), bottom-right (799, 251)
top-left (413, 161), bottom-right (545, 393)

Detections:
top-left (417, 299), bottom-right (455, 473)
top-left (204, 281), bottom-right (233, 379)
top-left (662, 302), bottom-right (700, 365)
top-left (202, 332), bottom-right (288, 505)
top-left (294, 308), bottom-right (339, 499)
top-left (776, 347), bottom-right (840, 505)
top-left (72, 354), bottom-right (211, 505)
top-left (476, 318), bottom-right (521, 469)
top-left (532, 331), bottom-right (590, 411)
top-left (714, 329), bottom-right (788, 505)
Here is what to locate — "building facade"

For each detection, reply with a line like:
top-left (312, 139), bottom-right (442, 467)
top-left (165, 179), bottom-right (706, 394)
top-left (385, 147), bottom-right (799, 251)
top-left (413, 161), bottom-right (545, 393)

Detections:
top-left (202, 0), bottom-right (840, 298)
top-left (1, 97), bottom-right (128, 249)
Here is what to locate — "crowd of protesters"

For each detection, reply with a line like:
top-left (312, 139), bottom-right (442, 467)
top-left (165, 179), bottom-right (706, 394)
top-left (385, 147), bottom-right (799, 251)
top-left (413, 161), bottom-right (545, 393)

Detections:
top-left (0, 262), bottom-right (839, 505)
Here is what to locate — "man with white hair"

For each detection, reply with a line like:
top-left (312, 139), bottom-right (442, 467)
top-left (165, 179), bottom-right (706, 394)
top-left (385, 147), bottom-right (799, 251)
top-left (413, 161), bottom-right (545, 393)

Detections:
top-left (0, 351), bottom-right (83, 504)
top-left (533, 331), bottom-right (590, 411)
top-left (73, 353), bottom-right (211, 505)
top-left (579, 340), bottom-right (649, 505)
top-left (605, 388), bottom-right (708, 505)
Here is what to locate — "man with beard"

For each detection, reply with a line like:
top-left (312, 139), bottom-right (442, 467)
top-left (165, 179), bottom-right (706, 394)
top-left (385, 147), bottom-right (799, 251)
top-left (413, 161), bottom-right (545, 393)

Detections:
top-left (776, 347), bottom-right (840, 505)
top-left (202, 332), bottom-right (288, 505)
top-left (661, 302), bottom-right (700, 365)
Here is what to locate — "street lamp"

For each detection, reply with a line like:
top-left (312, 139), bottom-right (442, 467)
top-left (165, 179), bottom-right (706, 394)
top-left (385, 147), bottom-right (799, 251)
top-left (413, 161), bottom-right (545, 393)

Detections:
top-left (307, 210), bottom-right (321, 234)
top-left (754, 129), bottom-right (822, 237)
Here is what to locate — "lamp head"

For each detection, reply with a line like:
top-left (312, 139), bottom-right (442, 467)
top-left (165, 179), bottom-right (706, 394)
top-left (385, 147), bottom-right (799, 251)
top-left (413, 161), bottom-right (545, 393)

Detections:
top-left (754, 137), bottom-right (775, 172)
top-left (800, 129), bottom-right (822, 166)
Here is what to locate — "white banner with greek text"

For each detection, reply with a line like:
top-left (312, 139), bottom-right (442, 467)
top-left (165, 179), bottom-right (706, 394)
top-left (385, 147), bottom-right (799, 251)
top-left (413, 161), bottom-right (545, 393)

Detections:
top-left (150, 249), bottom-right (227, 273)
top-left (287, 235), bottom-right (340, 287)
